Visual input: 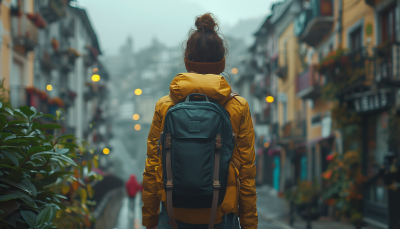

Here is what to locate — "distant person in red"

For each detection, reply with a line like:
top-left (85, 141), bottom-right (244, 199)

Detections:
top-left (126, 174), bottom-right (142, 212)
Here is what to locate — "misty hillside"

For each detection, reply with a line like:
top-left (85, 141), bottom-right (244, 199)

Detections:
top-left (221, 16), bottom-right (266, 46)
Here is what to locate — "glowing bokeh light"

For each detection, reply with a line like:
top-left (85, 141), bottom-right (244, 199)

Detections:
top-left (266, 96), bottom-right (274, 103)
top-left (92, 74), bottom-right (100, 82)
top-left (135, 124), bottom-right (141, 131)
top-left (103, 148), bottom-right (110, 155)
top-left (231, 68), bottom-right (238, 74)
top-left (46, 85), bottom-right (52, 91)
top-left (135, 89), bottom-right (142, 95)
top-left (133, 114), bottom-right (140, 120)
top-left (264, 142), bottom-right (270, 148)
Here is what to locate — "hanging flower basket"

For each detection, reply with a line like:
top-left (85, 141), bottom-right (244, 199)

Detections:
top-left (25, 86), bottom-right (36, 94)
top-left (67, 48), bottom-right (80, 58)
top-left (39, 91), bottom-right (48, 101)
top-left (51, 38), bottom-right (60, 51)
top-left (27, 13), bottom-right (47, 29)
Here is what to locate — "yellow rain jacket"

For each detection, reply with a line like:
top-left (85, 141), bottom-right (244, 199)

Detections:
top-left (142, 73), bottom-right (258, 228)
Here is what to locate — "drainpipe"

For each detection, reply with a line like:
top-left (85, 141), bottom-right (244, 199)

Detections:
top-left (338, 0), bottom-right (343, 46)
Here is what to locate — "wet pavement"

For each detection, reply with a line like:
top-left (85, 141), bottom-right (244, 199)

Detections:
top-left (114, 192), bottom-right (145, 229)
top-left (113, 185), bottom-right (290, 229)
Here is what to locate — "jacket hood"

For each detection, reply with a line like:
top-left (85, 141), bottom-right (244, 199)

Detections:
top-left (169, 73), bottom-right (232, 105)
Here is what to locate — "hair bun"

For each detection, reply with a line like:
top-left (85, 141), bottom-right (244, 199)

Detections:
top-left (195, 13), bottom-right (218, 32)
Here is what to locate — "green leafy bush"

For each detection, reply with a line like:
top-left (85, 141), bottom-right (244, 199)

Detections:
top-left (0, 104), bottom-right (100, 229)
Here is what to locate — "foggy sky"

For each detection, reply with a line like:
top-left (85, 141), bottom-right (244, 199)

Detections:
top-left (75, 0), bottom-right (275, 55)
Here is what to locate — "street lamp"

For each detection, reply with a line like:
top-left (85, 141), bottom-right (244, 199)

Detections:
top-left (92, 74), bottom-right (100, 82)
top-left (135, 89), bottom-right (142, 95)
top-left (266, 96), bottom-right (274, 103)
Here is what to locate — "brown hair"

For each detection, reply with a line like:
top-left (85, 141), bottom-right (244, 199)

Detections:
top-left (184, 13), bottom-right (227, 63)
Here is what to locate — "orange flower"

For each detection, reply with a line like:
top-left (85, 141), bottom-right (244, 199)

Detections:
top-left (323, 170), bottom-right (333, 180)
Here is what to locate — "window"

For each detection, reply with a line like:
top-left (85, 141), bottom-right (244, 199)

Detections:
top-left (283, 102), bottom-right (287, 124)
top-left (380, 6), bottom-right (397, 43)
top-left (350, 27), bottom-right (362, 50)
top-left (311, 113), bottom-right (321, 126)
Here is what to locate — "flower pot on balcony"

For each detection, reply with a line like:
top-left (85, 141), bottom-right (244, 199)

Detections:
top-left (51, 38), bottom-right (59, 51)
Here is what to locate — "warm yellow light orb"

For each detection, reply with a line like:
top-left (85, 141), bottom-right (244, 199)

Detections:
top-left (133, 114), bottom-right (140, 120)
top-left (231, 68), bottom-right (238, 74)
top-left (46, 85), bottom-right (52, 91)
top-left (264, 142), bottom-right (270, 148)
top-left (92, 74), bottom-right (100, 82)
top-left (135, 124), bottom-right (141, 131)
top-left (93, 68), bottom-right (99, 73)
top-left (103, 148), bottom-right (110, 155)
top-left (135, 89), bottom-right (142, 95)
top-left (266, 96), bottom-right (274, 103)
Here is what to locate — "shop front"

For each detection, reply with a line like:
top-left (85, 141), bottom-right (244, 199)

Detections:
top-left (347, 88), bottom-right (400, 228)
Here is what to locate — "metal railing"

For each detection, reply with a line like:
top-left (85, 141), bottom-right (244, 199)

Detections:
top-left (11, 14), bottom-right (38, 51)
top-left (373, 42), bottom-right (400, 83)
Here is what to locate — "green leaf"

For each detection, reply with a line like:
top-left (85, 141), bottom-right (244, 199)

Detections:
top-left (35, 205), bottom-right (53, 226)
top-left (78, 188), bottom-right (87, 204)
top-left (0, 133), bottom-right (15, 141)
top-left (0, 192), bottom-right (27, 202)
top-left (57, 142), bottom-right (79, 148)
top-left (32, 124), bottom-right (62, 130)
top-left (56, 134), bottom-right (75, 142)
top-left (35, 114), bottom-right (56, 120)
top-left (55, 148), bottom-right (69, 155)
top-left (21, 211), bottom-right (37, 228)
top-left (0, 178), bottom-right (34, 196)
top-left (4, 107), bottom-right (14, 116)
top-left (2, 151), bottom-right (19, 166)
top-left (87, 160), bottom-right (92, 173)
top-left (19, 178), bottom-right (37, 197)
top-left (27, 146), bottom-right (48, 156)
top-left (6, 120), bottom-right (28, 126)
top-left (0, 116), bottom-right (7, 127)
top-left (4, 214), bottom-right (16, 227)
top-left (29, 107), bottom-right (37, 122)
top-left (54, 155), bottom-right (77, 166)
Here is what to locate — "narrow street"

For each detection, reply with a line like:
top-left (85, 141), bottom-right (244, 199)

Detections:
top-left (113, 185), bottom-right (291, 229)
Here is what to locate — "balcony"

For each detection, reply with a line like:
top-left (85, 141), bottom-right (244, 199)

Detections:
top-left (252, 75), bottom-right (270, 99)
top-left (280, 120), bottom-right (307, 142)
top-left (294, 0), bottom-right (334, 46)
top-left (11, 14), bottom-right (38, 53)
top-left (60, 17), bottom-right (74, 37)
top-left (296, 65), bottom-right (321, 99)
top-left (39, 49), bottom-right (57, 71)
top-left (373, 42), bottom-right (400, 85)
top-left (60, 88), bottom-right (77, 107)
top-left (53, 54), bottom-right (73, 73)
top-left (40, 0), bottom-right (66, 23)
